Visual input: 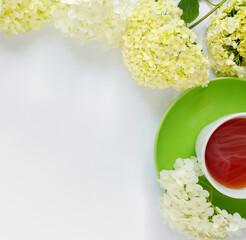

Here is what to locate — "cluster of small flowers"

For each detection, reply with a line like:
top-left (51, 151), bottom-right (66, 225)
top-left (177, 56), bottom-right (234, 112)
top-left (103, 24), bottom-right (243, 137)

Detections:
top-left (122, 0), bottom-right (209, 91)
top-left (206, 0), bottom-right (246, 77)
top-left (159, 156), bottom-right (246, 240)
top-left (52, 0), bottom-right (132, 49)
top-left (0, 0), bottom-right (53, 36)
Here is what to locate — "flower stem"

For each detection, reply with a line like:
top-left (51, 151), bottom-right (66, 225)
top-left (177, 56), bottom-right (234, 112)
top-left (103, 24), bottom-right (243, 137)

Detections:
top-left (199, 179), bottom-right (212, 189)
top-left (206, 0), bottom-right (218, 7)
top-left (211, 202), bottom-right (219, 214)
top-left (209, 188), bottom-right (213, 202)
top-left (189, 0), bottom-right (227, 29)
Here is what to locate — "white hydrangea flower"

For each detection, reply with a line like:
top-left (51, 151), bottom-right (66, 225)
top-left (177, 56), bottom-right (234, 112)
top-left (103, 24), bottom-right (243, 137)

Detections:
top-left (0, 0), bottom-right (53, 36)
top-left (52, 0), bottom-right (132, 49)
top-left (220, 17), bottom-right (239, 34)
top-left (159, 157), bottom-right (246, 240)
top-left (206, 0), bottom-right (246, 77)
top-left (122, 0), bottom-right (209, 91)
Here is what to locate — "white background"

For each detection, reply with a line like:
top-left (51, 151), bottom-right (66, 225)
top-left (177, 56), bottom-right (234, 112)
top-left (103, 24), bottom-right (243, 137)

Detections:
top-left (0, 1), bottom-right (245, 240)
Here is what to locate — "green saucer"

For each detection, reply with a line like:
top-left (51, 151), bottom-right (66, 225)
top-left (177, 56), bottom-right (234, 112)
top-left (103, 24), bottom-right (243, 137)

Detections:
top-left (154, 77), bottom-right (246, 218)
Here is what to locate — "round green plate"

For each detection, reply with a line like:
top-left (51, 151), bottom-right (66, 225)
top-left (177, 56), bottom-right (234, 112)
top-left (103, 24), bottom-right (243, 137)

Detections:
top-left (154, 77), bottom-right (246, 218)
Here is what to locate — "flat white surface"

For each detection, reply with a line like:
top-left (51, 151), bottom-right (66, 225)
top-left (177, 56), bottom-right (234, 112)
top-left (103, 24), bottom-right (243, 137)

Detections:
top-left (0, 1), bottom-right (245, 240)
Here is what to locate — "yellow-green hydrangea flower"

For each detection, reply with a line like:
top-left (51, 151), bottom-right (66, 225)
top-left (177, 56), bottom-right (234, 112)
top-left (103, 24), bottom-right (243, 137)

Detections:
top-left (122, 0), bottom-right (209, 91)
top-left (0, 0), bottom-right (53, 36)
top-left (159, 157), bottom-right (246, 240)
top-left (207, 0), bottom-right (246, 77)
top-left (52, 0), bottom-right (132, 49)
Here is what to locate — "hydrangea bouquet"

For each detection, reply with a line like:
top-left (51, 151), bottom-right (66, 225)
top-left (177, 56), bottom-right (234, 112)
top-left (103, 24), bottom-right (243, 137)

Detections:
top-left (207, 0), bottom-right (246, 77)
top-left (0, 0), bottom-right (53, 35)
top-left (159, 157), bottom-right (246, 240)
top-left (122, 0), bottom-right (209, 90)
top-left (0, 0), bottom-right (246, 239)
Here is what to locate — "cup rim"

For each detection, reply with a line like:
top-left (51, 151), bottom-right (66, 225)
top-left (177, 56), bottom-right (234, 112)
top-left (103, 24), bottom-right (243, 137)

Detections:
top-left (199, 112), bottom-right (246, 199)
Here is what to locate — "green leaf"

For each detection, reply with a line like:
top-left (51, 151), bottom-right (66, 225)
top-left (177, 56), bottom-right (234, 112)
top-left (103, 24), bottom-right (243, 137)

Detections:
top-left (178, 0), bottom-right (199, 24)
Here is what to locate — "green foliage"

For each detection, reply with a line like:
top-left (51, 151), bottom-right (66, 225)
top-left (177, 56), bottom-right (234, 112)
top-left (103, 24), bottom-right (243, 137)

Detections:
top-left (178, 0), bottom-right (199, 23)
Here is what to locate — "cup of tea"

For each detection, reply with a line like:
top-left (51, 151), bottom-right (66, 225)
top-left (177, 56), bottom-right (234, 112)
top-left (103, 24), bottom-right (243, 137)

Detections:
top-left (195, 112), bottom-right (246, 199)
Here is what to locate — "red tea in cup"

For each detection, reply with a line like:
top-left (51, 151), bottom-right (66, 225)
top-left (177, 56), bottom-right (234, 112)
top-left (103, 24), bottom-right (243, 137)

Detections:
top-left (205, 118), bottom-right (246, 189)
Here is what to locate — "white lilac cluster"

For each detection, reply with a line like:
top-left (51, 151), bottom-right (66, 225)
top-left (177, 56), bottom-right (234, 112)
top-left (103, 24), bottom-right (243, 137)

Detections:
top-left (0, 0), bottom-right (53, 36)
top-left (207, 0), bottom-right (246, 77)
top-left (159, 157), bottom-right (246, 240)
top-left (52, 0), bottom-right (131, 49)
top-left (122, 0), bottom-right (209, 91)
